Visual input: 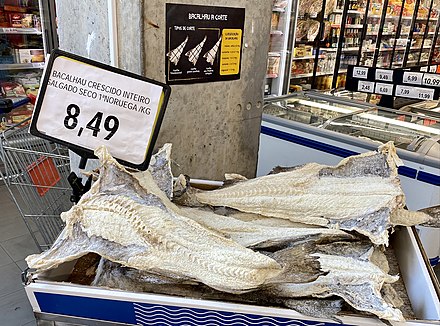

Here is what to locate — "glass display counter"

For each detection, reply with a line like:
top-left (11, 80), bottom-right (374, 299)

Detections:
top-left (259, 91), bottom-right (440, 210)
top-left (263, 91), bottom-right (440, 157)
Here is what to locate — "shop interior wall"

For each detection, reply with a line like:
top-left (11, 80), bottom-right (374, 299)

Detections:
top-left (56, 0), bottom-right (272, 180)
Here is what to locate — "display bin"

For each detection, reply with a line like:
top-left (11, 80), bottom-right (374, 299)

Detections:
top-left (24, 226), bottom-right (440, 326)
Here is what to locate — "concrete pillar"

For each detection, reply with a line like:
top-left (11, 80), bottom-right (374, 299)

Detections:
top-left (56, 0), bottom-right (271, 180)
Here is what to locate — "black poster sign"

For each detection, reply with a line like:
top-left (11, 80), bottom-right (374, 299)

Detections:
top-left (165, 4), bottom-right (245, 85)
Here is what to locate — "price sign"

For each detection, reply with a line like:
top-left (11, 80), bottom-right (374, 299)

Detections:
top-left (30, 49), bottom-right (171, 170)
top-left (375, 82), bottom-right (393, 95)
top-left (403, 71), bottom-right (423, 85)
top-left (353, 67), bottom-right (369, 79)
top-left (416, 88), bottom-right (435, 100)
top-left (395, 85), bottom-right (434, 100)
top-left (375, 69), bottom-right (393, 82)
top-left (358, 80), bottom-right (375, 93)
top-left (422, 73), bottom-right (440, 87)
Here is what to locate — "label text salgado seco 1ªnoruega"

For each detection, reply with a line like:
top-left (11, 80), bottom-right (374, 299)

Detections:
top-left (49, 70), bottom-right (152, 115)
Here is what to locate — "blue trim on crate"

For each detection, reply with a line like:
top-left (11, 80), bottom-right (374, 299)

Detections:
top-left (417, 171), bottom-right (440, 186)
top-left (35, 292), bottom-right (137, 325)
top-left (261, 125), bottom-right (439, 186)
top-left (430, 256), bottom-right (439, 267)
top-left (34, 292), bottom-right (350, 326)
top-left (261, 126), bottom-right (358, 158)
top-left (398, 166), bottom-right (418, 179)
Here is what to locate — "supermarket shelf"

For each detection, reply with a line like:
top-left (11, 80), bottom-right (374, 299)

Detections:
top-left (333, 9), bottom-right (365, 14)
top-left (413, 32), bottom-right (435, 35)
top-left (0, 62), bottom-right (45, 70)
top-left (291, 69), bottom-right (347, 79)
top-left (407, 59), bottom-right (428, 64)
top-left (324, 47), bottom-right (360, 52)
top-left (346, 24), bottom-right (363, 28)
top-left (342, 47), bottom-right (360, 52)
top-left (410, 46), bottom-right (433, 50)
top-left (272, 7), bottom-right (285, 13)
top-left (268, 51), bottom-right (282, 56)
top-left (292, 55), bottom-right (324, 60)
top-left (0, 27), bottom-right (42, 34)
top-left (270, 30), bottom-right (284, 35)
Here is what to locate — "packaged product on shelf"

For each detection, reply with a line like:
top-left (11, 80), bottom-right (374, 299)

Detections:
top-left (1, 81), bottom-right (26, 97)
top-left (271, 12), bottom-right (280, 30)
top-left (21, 13), bottom-right (33, 28)
top-left (267, 54), bottom-right (281, 76)
top-left (0, 8), bottom-right (9, 27)
top-left (9, 12), bottom-right (25, 27)
top-left (17, 48), bottom-right (44, 63)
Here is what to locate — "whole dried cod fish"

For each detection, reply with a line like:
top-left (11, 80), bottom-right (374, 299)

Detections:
top-left (180, 206), bottom-right (352, 249)
top-left (196, 143), bottom-right (428, 245)
top-left (26, 146), bottom-right (281, 293)
top-left (265, 241), bottom-right (404, 321)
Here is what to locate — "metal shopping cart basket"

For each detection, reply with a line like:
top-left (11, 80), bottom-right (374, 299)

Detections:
top-left (0, 118), bottom-right (72, 251)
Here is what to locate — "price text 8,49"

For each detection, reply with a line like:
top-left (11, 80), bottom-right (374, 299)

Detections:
top-left (64, 104), bottom-right (120, 140)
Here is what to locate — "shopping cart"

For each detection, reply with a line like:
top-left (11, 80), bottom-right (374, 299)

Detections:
top-left (0, 118), bottom-right (72, 251)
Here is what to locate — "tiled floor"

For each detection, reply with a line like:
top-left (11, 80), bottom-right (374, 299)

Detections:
top-left (0, 183), bottom-right (38, 326)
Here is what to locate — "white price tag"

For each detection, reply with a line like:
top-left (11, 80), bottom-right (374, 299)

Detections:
top-left (429, 65), bottom-right (438, 73)
top-left (375, 69), bottom-right (393, 82)
top-left (420, 66), bottom-right (428, 72)
top-left (403, 71), bottom-right (423, 85)
top-left (358, 81), bottom-right (375, 93)
top-left (416, 88), bottom-right (435, 100)
top-left (353, 67), bottom-right (369, 79)
top-left (396, 85), bottom-right (434, 100)
top-left (422, 73), bottom-right (440, 87)
top-left (31, 50), bottom-right (170, 170)
top-left (375, 82), bottom-right (393, 95)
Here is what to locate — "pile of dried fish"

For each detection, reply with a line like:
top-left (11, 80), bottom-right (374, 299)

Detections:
top-left (194, 142), bottom-right (431, 246)
top-left (27, 142), bottom-right (433, 322)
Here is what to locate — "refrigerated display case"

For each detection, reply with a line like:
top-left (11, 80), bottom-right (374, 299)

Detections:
top-left (0, 0), bottom-right (57, 130)
top-left (264, 0), bottom-right (295, 96)
top-left (260, 91), bottom-right (440, 209)
top-left (270, 0), bottom-right (440, 96)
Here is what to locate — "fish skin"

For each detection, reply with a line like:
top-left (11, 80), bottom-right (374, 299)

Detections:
top-left (196, 143), bottom-right (405, 246)
top-left (419, 205), bottom-right (440, 227)
top-left (263, 241), bottom-right (403, 322)
top-left (180, 206), bottom-right (353, 249)
top-left (26, 146), bottom-right (282, 294)
top-left (282, 298), bottom-right (344, 322)
top-left (142, 143), bottom-right (174, 199)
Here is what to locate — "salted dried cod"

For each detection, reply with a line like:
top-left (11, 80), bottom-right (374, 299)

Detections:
top-left (196, 142), bottom-right (417, 245)
top-left (265, 241), bottom-right (404, 321)
top-left (180, 207), bottom-right (352, 249)
top-left (26, 146), bottom-right (281, 293)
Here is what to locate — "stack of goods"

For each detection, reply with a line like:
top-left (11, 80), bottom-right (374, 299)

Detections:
top-left (27, 142), bottom-right (439, 323)
top-left (0, 71), bottom-right (39, 128)
top-left (0, 0), bottom-right (43, 65)
top-left (267, 53), bottom-right (281, 78)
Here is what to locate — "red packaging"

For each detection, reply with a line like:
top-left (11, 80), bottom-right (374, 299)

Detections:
top-left (9, 12), bottom-right (24, 27)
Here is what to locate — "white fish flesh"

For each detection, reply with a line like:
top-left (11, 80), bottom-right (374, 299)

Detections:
top-left (26, 146), bottom-right (281, 293)
top-left (180, 207), bottom-right (352, 249)
top-left (196, 143), bottom-right (411, 245)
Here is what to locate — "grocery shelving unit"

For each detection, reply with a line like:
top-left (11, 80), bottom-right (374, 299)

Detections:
top-left (0, 0), bottom-right (57, 127)
top-left (265, 0), bottom-right (440, 97)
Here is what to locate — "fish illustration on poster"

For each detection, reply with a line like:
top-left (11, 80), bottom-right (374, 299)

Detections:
top-left (166, 4), bottom-right (245, 85)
